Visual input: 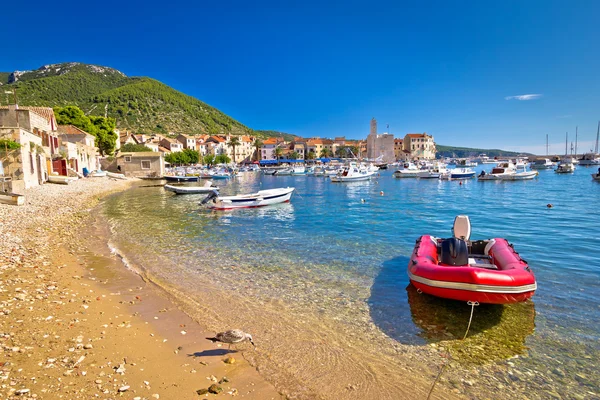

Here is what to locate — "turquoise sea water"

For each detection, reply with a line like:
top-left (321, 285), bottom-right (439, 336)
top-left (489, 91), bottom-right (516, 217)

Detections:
top-left (99, 165), bottom-right (600, 398)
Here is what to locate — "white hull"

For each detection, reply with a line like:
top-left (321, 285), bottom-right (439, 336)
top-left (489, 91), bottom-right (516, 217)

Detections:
top-left (48, 175), bottom-right (77, 184)
top-left (393, 171), bottom-right (419, 178)
top-left (579, 159), bottom-right (600, 166)
top-left (500, 171), bottom-right (539, 181)
top-left (331, 172), bottom-right (376, 182)
top-left (89, 170), bottom-right (107, 177)
top-left (203, 187), bottom-right (295, 210)
top-left (164, 184), bottom-right (219, 194)
top-left (106, 172), bottom-right (127, 180)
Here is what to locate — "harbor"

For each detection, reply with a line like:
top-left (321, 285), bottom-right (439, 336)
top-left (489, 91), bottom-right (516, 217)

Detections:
top-left (89, 164), bottom-right (599, 399)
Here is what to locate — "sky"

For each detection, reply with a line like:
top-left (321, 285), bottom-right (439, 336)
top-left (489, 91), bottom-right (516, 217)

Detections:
top-left (1, 0), bottom-right (599, 154)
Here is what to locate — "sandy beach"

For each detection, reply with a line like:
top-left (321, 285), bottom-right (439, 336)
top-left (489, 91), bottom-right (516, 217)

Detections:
top-left (0, 179), bottom-right (282, 400)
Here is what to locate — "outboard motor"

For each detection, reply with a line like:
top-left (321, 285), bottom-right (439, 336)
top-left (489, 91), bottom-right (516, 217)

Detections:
top-left (200, 189), bottom-right (219, 205)
top-left (440, 238), bottom-right (469, 266)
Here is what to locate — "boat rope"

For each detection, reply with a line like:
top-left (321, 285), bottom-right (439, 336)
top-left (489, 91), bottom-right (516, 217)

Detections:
top-left (426, 300), bottom-right (479, 400)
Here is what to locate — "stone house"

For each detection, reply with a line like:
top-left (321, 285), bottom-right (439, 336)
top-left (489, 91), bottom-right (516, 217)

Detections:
top-left (116, 152), bottom-right (165, 177)
top-left (176, 134), bottom-right (196, 150)
top-left (159, 137), bottom-right (183, 152)
top-left (57, 125), bottom-right (99, 174)
top-left (0, 106), bottom-right (62, 191)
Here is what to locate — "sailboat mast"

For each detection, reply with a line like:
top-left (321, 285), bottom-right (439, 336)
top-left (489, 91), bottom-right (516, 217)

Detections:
top-left (565, 132), bottom-right (568, 157)
top-left (546, 134), bottom-right (549, 156)
top-left (575, 126), bottom-right (578, 157)
top-left (594, 121), bottom-right (600, 154)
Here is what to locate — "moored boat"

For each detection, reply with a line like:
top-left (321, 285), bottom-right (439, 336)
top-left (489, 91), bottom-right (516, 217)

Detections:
top-left (164, 180), bottom-right (219, 194)
top-left (393, 162), bottom-right (420, 178)
top-left (444, 167), bottom-right (476, 180)
top-left (530, 158), bottom-right (555, 169)
top-left (200, 187), bottom-right (295, 210)
top-left (477, 161), bottom-right (516, 180)
top-left (106, 171), bottom-right (127, 180)
top-left (331, 162), bottom-right (377, 182)
top-left (164, 175), bottom-right (199, 182)
top-left (407, 216), bottom-right (537, 304)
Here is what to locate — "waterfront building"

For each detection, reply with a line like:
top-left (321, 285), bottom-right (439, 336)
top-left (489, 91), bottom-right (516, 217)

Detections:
top-left (57, 125), bottom-right (99, 174)
top-left (0, 106), bottom-right (61, 191)
top-left (260, 137), bottom-right (285, 160)
top-left (116, 152), bottom-right (165, 177)
top-left (159, 137), bottom-right (183, 153)
top-left (176, 134), bottom-right (197, 151)
top-left (403, 133), bottom-right (436, 160)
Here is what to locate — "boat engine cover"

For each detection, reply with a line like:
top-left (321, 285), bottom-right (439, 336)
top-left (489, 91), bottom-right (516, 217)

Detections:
top-left (440, 238), bottom-right (469, 266)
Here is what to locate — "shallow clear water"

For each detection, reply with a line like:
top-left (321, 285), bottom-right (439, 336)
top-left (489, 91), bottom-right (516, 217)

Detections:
top-left (99, 166), bottom-right (600, 398)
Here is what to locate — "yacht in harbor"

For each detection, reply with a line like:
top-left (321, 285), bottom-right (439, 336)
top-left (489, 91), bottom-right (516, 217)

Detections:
top-left (530, 158), bottom-right (555, 169)
top-left (475, 154), bottom-right (497, 164)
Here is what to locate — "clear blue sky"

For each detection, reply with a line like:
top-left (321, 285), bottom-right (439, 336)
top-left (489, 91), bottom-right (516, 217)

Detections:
top-left (1, 0), bottom-right (599, 154)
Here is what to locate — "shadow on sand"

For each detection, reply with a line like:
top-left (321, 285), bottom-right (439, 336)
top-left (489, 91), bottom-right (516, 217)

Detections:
top-left (188, 349), bottom-right (237, 357)
top-left (368, 255), bottom-right (537, 364)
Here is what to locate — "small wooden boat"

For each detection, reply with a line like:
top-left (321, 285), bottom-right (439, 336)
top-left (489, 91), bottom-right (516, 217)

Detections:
top-left (48, 175), bottom-right (78, 185)
top-left (408, 216), bottom-right (537, 304)
top-left (200, 187), bottom-right (295, 210)
top-left (164, 181), bottom-right (219, 194)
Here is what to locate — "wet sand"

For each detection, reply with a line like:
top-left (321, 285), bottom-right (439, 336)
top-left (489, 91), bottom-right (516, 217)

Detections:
top-left (0, 179), bottom-right (281, 399)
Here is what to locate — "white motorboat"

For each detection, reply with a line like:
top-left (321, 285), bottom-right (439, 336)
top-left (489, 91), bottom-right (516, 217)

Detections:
top-left (393, 162), bottom-right (420, 178)
top-left (442, 167), bottom-right (476, 180)
top-left (555, 159), bottom-right (576, 173)
top-left (478, 161), bottom-right (517, 181)
top-left (500, 163), bottom-right (539, 180)
top-left (578, 153), bottom-right (600, 166)
top-left (417, 164), bottom-right (448, 179)
top-left (530, 158), bottom-right (555, 169)
top-left (200, 187), bottom-right (295, 210)
top-left (475, 154), bottom-right (497, 164)
top-left (331, 162), bottom-right (377, 182)
top-left (165, 180), bottom-right (218, 195)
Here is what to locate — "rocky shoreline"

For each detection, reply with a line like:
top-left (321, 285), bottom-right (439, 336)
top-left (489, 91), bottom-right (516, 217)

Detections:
top-left (0, 179), bottom-right (281, 399)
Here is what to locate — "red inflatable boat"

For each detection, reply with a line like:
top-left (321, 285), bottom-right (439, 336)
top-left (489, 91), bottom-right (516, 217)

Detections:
top-left (407, 216), bottom-right (537, 304)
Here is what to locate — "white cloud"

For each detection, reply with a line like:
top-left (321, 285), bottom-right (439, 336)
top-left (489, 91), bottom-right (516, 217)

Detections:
top-left (504, 94), bottom-right (543, 101)
top-left (556, 114), bottom-right (572, 119)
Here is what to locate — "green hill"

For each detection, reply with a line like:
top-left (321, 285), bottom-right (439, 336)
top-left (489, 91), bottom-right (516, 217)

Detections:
top-left (436, 145), bottom-right (529, 158)
top-left (2, 62), bottom-right (251, 136)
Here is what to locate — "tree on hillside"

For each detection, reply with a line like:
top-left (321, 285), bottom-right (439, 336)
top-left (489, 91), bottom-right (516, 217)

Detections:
top-left (253, 138), bottom-right (263, 162)
top-left (54, 106), bottom-right (96, 134)
top-left (227, 136), bottom-right (240, 163)
top-left (121, 143), bottom-right (151, 152)
top-left (89, 116), bottom-right (118, 156)
top-left (54, 105), bottom-right (118, 156)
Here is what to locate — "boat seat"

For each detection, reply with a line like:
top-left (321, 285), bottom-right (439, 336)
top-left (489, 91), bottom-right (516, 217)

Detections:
top-left (453, 215), bottom-right (471, 241)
